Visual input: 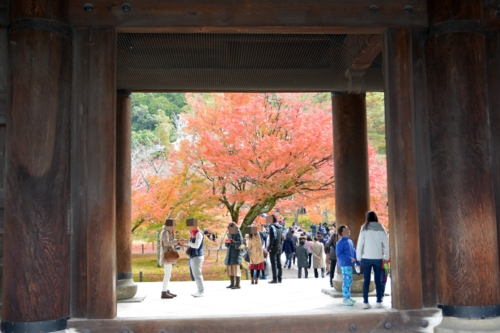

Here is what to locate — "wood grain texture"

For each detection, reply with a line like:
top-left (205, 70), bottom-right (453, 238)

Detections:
top-left (425, 26), bottom-right (500, 306)
top-left (67, 309), bottom-right (441, 333)
top-left (486, 30), bottom-right (500, 272)
top-left (427, 0), bottom-right (483, 26)
top-left (0, 27), bottom-right (6, 302)
top-left (331, 93), bottom-right (369, 245)
top-left (383, 28), bottom-right (424, 310)
top-left (71, 28), bottom-right (90, 319)
top-left (11, 0), bottom-right (68, 22)
top-left (69, 0), bottom-right (427, 34)
top-left (411, 30), bottom-right (437, 308)
top-left (116, 91), bottom-right (132, 276)
top-left (72, 28), bottom-right (117, 319)
top-left (2, 17), bottom-right (71, 322)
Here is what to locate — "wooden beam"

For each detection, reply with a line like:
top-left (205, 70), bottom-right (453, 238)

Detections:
top-left (487, 30), bottom-right (500, 271)
top-left (350, 35), bottom-right (383, 69)
top-left (426, 0), bottom-right (500, 307)
top-left (3, 1), bottom-right (71, 325)
top-left (331, 92), bottom-right (369, 246)
top-left (69, 0), bottom-right (427, 34)
top-left (383, 28), bottom-right (423, 310)
top-left (411, 30), bottom-right (437, 308)
top-left (72, 28), bottom-right (117, 319)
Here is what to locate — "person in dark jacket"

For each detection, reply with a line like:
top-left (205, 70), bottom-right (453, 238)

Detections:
top-left (282, 235), bottom-right (296, 269)
top-left (224, 222), bottom-right (244, 289)
top-left (336, 225), bottom-right (359, 306)
top-left (267, 215), bottom-right (283, 283)
top-left (325, 231), bottom-right (338, 288)
top-left (296, 237), bottom-right (309, 278)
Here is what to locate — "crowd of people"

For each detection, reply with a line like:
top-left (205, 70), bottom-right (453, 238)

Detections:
top-left (158, 211), bottom-right (390, 310)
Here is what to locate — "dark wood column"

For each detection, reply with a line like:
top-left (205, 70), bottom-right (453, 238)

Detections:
top-left (2, 1), bottom-right (71, 331)
top-left (487, 31), bottom-right (500, 274)
top-left (383, 29), bottom-right (426, 310)
top-left (116, 90), bottom-right (137, 299)
top-left (0, 15), bottom-right (8, 303)
top-left (426, 0), bottom-right (500, 318)
top-left (71, 28), bottom-right (117, 319)
top-left (331, 92), bottom-right (369, 244)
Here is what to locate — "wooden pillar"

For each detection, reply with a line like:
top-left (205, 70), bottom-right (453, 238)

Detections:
top-left (1, 1), bottom-right (71, 331)
top-left (0, 14), bottom-right (8, 303)
top-left (487, 30), bottom-right (500, 276)
top-left (116, 90), bottom-right (137, 299)
top-left (331, 92), bottom-right (369, 243)
top-left (71, 28), bottom-right (117, 319)
top-left (383, 29), bottom-right (425, 310)
top-left (426, 0), bottom-right (500, 325)
top-left (331, 92), bottom-right (371, 293)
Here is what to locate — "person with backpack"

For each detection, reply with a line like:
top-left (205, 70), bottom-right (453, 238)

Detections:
top-left (267, 215), bottom-right (283, 283)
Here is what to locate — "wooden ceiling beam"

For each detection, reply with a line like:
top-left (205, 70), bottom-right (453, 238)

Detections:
top-left (69, 0), bottom-right (427, 34)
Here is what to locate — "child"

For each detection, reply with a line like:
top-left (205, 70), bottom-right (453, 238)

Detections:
top-left (336, 225), bottom-right (359, 306)
top-left (261, 250), bottom-right (269, 280)
top-left (296, 237), bottom-right (309, 278)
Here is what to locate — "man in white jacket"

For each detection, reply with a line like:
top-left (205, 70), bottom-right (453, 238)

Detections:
top-left (356, 211), bottom-right (389, 309)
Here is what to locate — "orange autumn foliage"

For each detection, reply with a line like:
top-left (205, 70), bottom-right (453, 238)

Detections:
top-left (177, 93), bottom-right (335, 230)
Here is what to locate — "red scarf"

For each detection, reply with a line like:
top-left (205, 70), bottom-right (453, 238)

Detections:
top-left (190, 228), bottom-right (199, 238)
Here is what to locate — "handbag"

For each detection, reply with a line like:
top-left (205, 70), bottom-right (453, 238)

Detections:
top-left (185, 247), bottom-right (192, 257)
top-left (163, 249), bottom-right (179, 263)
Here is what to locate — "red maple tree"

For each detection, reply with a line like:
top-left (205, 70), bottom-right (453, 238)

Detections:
top-left (177, 93), bottom-right (335, 230)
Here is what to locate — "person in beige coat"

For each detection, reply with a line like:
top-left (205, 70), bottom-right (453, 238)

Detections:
top-left (311, 236), bottom-right (326, 278)
top-left (160, 220), bottom-right (185, 299)
top-left (247, 233), bottom-right (265, 284)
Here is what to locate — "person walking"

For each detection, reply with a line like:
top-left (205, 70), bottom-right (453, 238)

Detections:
top-left (186, 223), bottom-right (205, 297)
top-left (296, 236), bottom-right (309, 278)
top-left (311, 237), bottom-right (326, 278)
top-left (159, 219), bottom-right (184, 299)
top-left (267, 215), bottom-right (283, 283)
top-left (224, 222), bottom-right (244, 289)
top-left (247, 231), bottom-right (265, 284)
top-left (336, 225), bottom-right (359, 306)
top-left (282, 234), bottom-right (296, 269)
top-left (305, 235), bottom-right (313, 268)
top-left (325, 230), bottom-right (338, 288)
top-left (292, 229), bottom-right (299, 265)
top-left (356, 211), bottom-right (390, 309)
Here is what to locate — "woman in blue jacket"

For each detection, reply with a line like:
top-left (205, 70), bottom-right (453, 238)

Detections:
top-left (336, 225), bottom-right (359, 306)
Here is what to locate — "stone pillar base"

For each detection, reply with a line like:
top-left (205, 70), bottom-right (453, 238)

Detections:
top-left (117, 278), bottom-right (138, 300)
top-left (435, 317), bottom-right (500, 333)
top-left (332, 264), bottom-right (374, 293)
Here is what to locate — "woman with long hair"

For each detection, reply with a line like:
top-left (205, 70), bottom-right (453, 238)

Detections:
top-left (247, 231), bottom-right (265, 284)
top-left (356, 211), bottom-right (390, 309)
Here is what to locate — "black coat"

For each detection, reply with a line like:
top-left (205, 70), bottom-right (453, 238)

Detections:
top-left (282, 237), bottom-right (296, 254)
